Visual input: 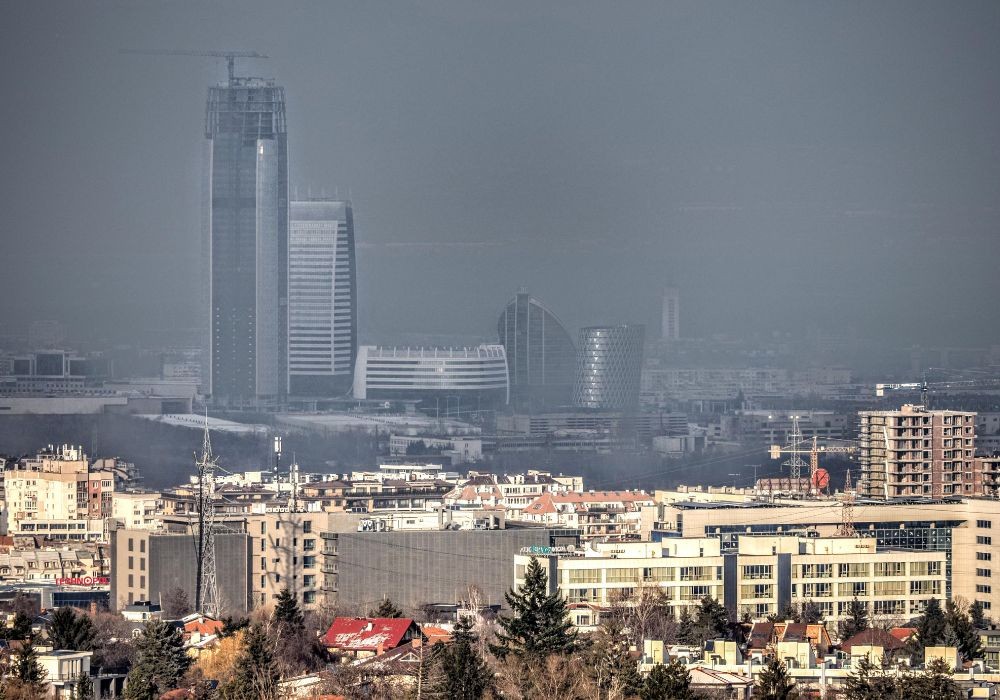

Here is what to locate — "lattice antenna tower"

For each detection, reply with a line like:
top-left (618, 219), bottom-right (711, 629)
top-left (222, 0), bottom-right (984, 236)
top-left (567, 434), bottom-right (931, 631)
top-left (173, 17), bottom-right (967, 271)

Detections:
top-left (782, 416), bottom-right (809, 482)
top-left (839, 469), bottom-right (857, 537)
top-left (195, 415), bottom-right (221, 617)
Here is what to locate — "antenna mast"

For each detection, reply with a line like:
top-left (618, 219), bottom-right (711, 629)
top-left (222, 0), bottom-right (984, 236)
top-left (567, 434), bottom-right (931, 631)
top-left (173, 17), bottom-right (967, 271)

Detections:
top-left (195, 415), bottom-right (221, 617)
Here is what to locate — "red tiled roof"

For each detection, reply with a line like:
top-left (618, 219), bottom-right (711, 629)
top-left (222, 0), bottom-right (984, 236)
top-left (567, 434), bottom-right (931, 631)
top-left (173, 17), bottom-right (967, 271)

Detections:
top-left (322, 617), bottom-right (417, 652)
top-left (841, 628), bottom-right (906, 652)
top-left (889, 627), bottom-right (917, 642)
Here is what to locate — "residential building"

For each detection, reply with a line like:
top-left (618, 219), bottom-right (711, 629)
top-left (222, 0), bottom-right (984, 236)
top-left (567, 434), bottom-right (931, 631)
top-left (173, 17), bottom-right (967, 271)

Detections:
top-left (288, 199), bottom-right (357, 397)
top-left (518, 490), bottom-right (655, 540)
top-left (111, 492), bottom-right (163, 530)
top-left (352, 345), bottom-right (509, 412)
top-left (497, 290), bottom-right (577, 410)
top-left (661, 286), bottom-right (680, 341)
top-left (573, 325), bottom-right (644, 411)
top-left (205, 71), bottom-right (288, 406)
top-left (859, 404), bottom-right (977, 498)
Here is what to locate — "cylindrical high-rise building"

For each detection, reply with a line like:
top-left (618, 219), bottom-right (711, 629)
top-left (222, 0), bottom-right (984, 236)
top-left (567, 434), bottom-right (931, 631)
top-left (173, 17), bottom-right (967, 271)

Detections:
top-left (204, 74), bottom-right (288, 406)
top-left (497, 291), bottom-right (576, 411)
top-left (573, 325), bottom-right (645, 410)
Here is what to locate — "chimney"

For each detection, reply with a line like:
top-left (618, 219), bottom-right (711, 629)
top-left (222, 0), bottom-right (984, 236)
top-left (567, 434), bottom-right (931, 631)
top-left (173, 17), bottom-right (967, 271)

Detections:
top-left (376, 641), bottom-right (384, 656)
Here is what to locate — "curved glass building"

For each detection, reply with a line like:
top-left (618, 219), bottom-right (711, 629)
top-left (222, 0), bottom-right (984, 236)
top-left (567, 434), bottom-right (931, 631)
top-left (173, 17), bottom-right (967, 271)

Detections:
top-left (497, 291), bottom-right (577, 411)
top-left (573, 325), bottom-right (645, 410)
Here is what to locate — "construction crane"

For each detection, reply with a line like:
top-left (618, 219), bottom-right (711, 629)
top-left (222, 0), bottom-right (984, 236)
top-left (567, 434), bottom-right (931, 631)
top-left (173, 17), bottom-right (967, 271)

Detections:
top-left (768, 416), bottom-right (857, 496)
top-left (876, 369), bottom-right (1000, 407)
top-left (119, 49), bottom-right (269, 84)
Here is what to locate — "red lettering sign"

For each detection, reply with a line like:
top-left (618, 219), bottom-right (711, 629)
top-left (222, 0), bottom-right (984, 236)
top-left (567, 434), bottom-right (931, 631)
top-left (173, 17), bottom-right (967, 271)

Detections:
top-left (56, 577), bottom-right (109, 586)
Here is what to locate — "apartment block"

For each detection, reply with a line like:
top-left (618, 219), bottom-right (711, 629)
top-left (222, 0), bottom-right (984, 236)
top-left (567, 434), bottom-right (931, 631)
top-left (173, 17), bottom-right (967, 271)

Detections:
top-left (859, 404), bottom-right (976, 498)
top-left (518, 536), bottom-right (947, 630)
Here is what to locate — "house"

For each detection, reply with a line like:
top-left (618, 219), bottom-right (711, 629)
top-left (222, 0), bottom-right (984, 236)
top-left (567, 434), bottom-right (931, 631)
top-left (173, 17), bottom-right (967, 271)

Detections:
top-left (37, 649), bottom-right (92, 699)
top-left (120, 600), bottom-right (161, 622)
top-left (322, 617), bottom-right (423, 658)
top-left (687, 665), bottom-right (753, 700)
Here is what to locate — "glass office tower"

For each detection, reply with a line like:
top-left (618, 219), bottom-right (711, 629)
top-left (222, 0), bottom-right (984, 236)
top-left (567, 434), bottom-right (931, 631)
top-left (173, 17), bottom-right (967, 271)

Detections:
top-left (204, 76), bottom-right (288, 405)
top-left (497, 291), bottom-right (576, 410)
top-left (288, 200), bottom-right (357, 396)
top-left (573, 325), bottom-right (645, 411)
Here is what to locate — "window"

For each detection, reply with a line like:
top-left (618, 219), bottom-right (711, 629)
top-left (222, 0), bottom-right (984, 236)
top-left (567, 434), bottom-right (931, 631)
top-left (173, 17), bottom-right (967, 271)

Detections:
top-left (261, 557), bottom-right (266, 570)
top-left (838, 582), bottom-right (867, 597)
top-left (977, 568), bottom-right (992, 578)
top-left (128, 574), bottom-right (133, 587)
top-left (128, 556), bottom-right (133, 569)
top-left (303, 521), bottom-right (312, 533)
top-left (568, 569), bottom-right (601, 584)
top-left (261, 522), bottom-right (266, 534)
top-left (838, 563), bottom-right (869, 578)
top-left (803, 582), bottom-right (833, 598)
top-left (260, 539), bottom-right (266, 552)
top-left (140, 558), bottom-right (145, 571)
top-left (742, 565), bottom-right (773, 580)
top-left (128, 538), bottom-right (134, 552)
top-left (800, 563), bottom-right (833, 579)
top-left (140, 540), bottom-right (145, 553)
top-left (910, 580), bottom-right (941, 595)
top-left (910, 561), bottom-right (942, 576)
top-left (606, 568), bottom-right (638, 583)
top-left (977, 584), bottom-right (992, 594)
top-left (874, 581), bottom-right (907, 596)
top-left (979, 552), bottom-right (993, 561)
top-left (874, 562), bottom-right (906, 577)
top-left (978, 520), bottom-right (992, 529)
top-left (740, 584), bottom-right (773, 599)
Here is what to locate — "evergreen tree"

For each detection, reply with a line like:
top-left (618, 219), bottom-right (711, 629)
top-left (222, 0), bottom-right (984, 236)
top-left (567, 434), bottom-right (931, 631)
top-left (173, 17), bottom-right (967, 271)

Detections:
top-left (755, 658), bottom-right (798, 700)
top-left (72, 671), bottom-right (95, 700)
top-left (640, 659), bottom-right (696, 700)
top-left (917, 598), bottom-right (947, 649)
top-left (272, 588), bottom-right (304, 633)
top-left (945, 599), bottom-right (982, 661)
top-left (220, 624), bottom-right (279, 700)
top-left (589, 616), bottom-right (641, 699)
top-left (970, 600), bottom-right (988, 629)
top-left (219, 615), bottom-right (249, 638)
top-left (6, 611), bottom-right (33, 640)
top-left (842, 654), bottom-right (898, 700)
top-left (12, 636), bottom-right (48, 688)
top-left (491, 557), bottom-right (577, 659)
top-left (372, 595), bottom-right (404, 618)
top-left (46, 607), bottom-right (96, 651)
top-left (838, 598), bottom-right (870, 641)
top-left (677, 607), bottom-right (696, 644)
top-left (124, 619), bottom-right (192, 700)
top-left (693, 595), bottom-right (729, 642)
top-left (428, 617), bottom-right (493, 700)
top-left (899, 657), bottom-right (961, 699)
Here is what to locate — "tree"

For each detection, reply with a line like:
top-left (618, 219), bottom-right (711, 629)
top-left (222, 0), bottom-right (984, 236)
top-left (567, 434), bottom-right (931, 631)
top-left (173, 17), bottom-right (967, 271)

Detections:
top-left (160, 587), bottom-right (193, 619)
top-left (90, 611), bottom-right (135, 674)
top-left (219, 615), bottom-right (249, 638)
top-left (372, 596), bottom-right (404, 619)
top-left (194, 631), bottom-right (244, 686)
top-left (220, 624), bottom-right (279, 700)
top-left (917, 598), bottom-right (947, 649)
top-left (677, 607), bottom-right (696, 644)
top-left (5, 611), bottom-right (33, 640)
top-left (970, 600), bottom-right (988, 629)
top-left (797, 600), bottom-right (823, 625)
top-left (272, 588), bottom-right (304, 633)
top-left (899, 657), bottom-right (961, 699)
top-left (427, 617), bottom-right (493, 700)
top-left (640, 659), bottom-right (696, 700)
top-left (692, 596), bottom-right (729, 643)
top-left (945, 598), bottom-right (982, 661)
top-left (1, 636), bottom-right (49, 700)
top-left (71, 671), bottom-right (95, 700)
top-left (46, 607), bottom-right (96, 651)
top-left (588, 616), bottom-right (642, 699)
top-left (839, 598), bottom-right (870, 642)
top-left (842, 654), bottom-right (898, 700)
top-left (491, 557), bottom-right (577, 659)
top-left (124, 619), bottom-right (192, 700)
top-left (755, 658), bottom-right (797, 700)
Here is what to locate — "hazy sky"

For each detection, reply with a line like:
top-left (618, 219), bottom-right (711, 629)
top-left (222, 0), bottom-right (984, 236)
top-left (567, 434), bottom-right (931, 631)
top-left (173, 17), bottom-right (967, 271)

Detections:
top-left (3, 1), bottom-right (999, 347)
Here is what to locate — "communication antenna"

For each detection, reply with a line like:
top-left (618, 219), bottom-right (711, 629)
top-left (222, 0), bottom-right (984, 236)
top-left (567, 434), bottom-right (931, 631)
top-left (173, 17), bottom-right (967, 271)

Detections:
top-left (195, 414), bottom-right (221, 617)
top-left (839, 469), bottom-right (856, 537)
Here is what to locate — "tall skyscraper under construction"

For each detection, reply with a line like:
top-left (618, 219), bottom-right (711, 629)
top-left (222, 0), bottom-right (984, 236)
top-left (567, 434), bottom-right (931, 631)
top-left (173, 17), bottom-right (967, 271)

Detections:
top-left (204, 71), bottom-right (288, 405)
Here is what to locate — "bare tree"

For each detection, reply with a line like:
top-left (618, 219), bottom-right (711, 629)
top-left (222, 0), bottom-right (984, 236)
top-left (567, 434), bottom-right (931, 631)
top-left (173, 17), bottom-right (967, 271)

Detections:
top-left (493, 655), bottom-right (598, 700)
top-left (160, 586), bottom-right (193, 619)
